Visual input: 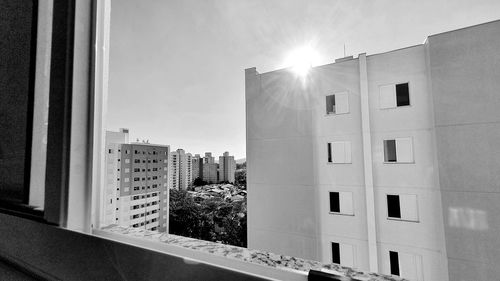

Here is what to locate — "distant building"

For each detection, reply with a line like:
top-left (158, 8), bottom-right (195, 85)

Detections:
top-left (202, 152), bottom-right (218, 183)
top-left (103, 129), bottom-right (169, 232)
top-left (218, 151), bottom-right (236, 183)
top-left (246, 20), bottom-right (500, 281)
top-left (192, 154), bottom-right (202, 181)
top-left (169, 149), bottom-right (193, 190)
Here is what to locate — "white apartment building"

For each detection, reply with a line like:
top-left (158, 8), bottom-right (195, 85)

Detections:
top-left (219, 151), bottom-right (236, 183)
top-left (103, 129), bottom-right (170, 232)
top-left (246, 20), bottom-right (500, 281)
top-left (169, 149), bottom-right (193, 190)
top-left (202, 152), bottom-right (218, 183)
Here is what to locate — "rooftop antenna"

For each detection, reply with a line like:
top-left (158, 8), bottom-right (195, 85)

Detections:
top-left (343, 44), bottom-right (346, 57)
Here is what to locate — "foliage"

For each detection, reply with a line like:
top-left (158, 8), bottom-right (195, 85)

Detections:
top-left (169, 189), bottom-right (247, 247)
top-left (192, 177), bottom-right (208, 186)
top-left (235, 168), bottom-right (246, 187)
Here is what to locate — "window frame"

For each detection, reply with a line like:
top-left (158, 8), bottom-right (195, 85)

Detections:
top-left (328, 191), bottom-right (355, 216)
top-left (378, 81), bottom-right (412, 110)
top-left (382, 137), bottom-right (415, 164)
top-left (0, 1), bottom-right (317, 280)
top-left (325, 91), bottom-right (350, 116)
top-left (386, 194), bottom-right (420, 222)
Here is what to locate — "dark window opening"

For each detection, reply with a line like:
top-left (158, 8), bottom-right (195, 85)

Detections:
top-left (396, 83), bottom-right (410, 106)
top-left (389, 251), bottom-right (400, 276)
top-left (329, 192), bottom-right (340, 213)
top-left (326, 95), bottom-right (335, 114)
top-left (384, 140), bottom-right (397, 162)
top-left (327, 143), bottom-right (332, 163)
top-left (331, 242), bottom-right (340, 264)
top-left (387, 195), bottom-right (401, 218)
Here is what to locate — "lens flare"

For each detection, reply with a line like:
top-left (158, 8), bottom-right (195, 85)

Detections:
top-left (284, 45), bottom-right (320, 77)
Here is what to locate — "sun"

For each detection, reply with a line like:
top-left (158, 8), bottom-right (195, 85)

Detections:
top-left (284, 45), bottom-right (320, 77)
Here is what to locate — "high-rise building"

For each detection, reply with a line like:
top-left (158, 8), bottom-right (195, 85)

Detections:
top-left (219, 151), bottom-right (236, 183)
top-left (202, 152), bottom-right (218, 183)
top-left (192, 154), bottom-right (202, 181)
top-left (169, 149), bottom-right (193, 190)
top-left (246, 20), bottom-right (500, 281)
top-left (103, 130), bottom-right (170, 232)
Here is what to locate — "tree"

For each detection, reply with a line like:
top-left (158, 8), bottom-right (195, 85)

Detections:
top-left (192, 177), bottom-right (208, 186)
top-left (235, 169), bottom-right (246, 187)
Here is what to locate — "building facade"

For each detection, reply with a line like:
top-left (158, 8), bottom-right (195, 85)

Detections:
top-left (246, 20), bottom-right (500, 281)
top-left (103, 130), bottom-right (170, 232)
top-left (219, 151), bottom-right (236, 183)
top-left (202, 152), bottom-right (218, 183)
top-left (192, 154), bottom-right (202, 181)
top-left (169, 149), bottom-right (193, 190)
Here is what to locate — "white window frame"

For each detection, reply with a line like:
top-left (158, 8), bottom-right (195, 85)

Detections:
top-left (325, 91), bottom-right (350, 115)
top-left (383, 137), bottom-right (414, 164)
top-left (327, 141), bottom-right (352, 164)
top-left (379, 82), bottom-right (411, 109)
top-left (386, 194), bottom-right (420, 222)
top-left (328, 191), bottom-right (354, 216)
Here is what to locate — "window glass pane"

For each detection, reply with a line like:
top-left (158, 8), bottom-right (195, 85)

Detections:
top-left (329, 192), bottom-right (340, 212)
top-left (387, 195), bottom-right (401, 218)
top-left (0, 0), bottom-right (37, 204)
top-left (384, 140), bottom-right (397, 162)
top-left (326, 95), bottom-right (335, 114)
top-left (389, 251), bottom-right (400, 276)
top-left (339, 192), bottom-right (353, 215)
top-left (396, 138), bottom-right (413, 163)
top-left (335, 92), bottom-right (349, 114)
top-left (396, 83), bottom-right (410, 106)
top-left (379, 84), bottom-right (396, 109)
top-left (340, 243), bottom-right (355, 267)
top-left (400, 194), bottom-right (418, 221)
top-left (331, 242), bottom-right (340, 264)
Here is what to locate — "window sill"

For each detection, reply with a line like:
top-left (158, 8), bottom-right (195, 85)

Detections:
top-left (382, 161), bottom-right (415, 164)
top-left (329, 212), bottom-right (355, 217)
top-left (387, 217), bottom-right (419, 223)
top-left (95, 225), bottom-right (400, 281)
top-left (327, 162), bottom-right (353, 165)
top-left (325, 112), bottom-right (350, 117)
top-left (379, 105), bottom-right (412, 110)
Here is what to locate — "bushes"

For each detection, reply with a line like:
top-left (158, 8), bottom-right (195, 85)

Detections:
top-left (169, 189), bottom-right (247, 247)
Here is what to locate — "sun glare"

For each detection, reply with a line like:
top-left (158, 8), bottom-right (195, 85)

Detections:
top-left (284, 45), bottom-right (320, 77)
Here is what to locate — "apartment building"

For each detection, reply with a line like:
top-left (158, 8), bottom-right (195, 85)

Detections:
top-left (219, 151), bottom-right (236, 183)
top-left (202, 152), bottom-right (218, 183)
top-left (192, 154), bottom-right (202, 180)
top-left (103, 130), bottom-right (170, 232)
top-left (169, 149), bottom-right (193, 190)
top-left (246, 20), bottom-right (500, 281)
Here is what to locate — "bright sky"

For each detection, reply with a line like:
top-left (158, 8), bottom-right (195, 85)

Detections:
top-left (106, 0), bottom-right (500, 159)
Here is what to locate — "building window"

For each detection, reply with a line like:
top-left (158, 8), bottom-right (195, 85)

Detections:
top-left (108, 149), bottom-right (112, 153)
top-left (383, 138), bottom-right (413, 163)
top-left (124, 168), bottom-right (130, 173)
top-left (331, 242), bottom-right (354, 267)
top-left (133, 168), bottom-right (140, 172)
top-left (133, 177), bottom-right (140, 182)
top-left (329, 192), bottom-right (353, 215)
top-left (134, 159), bottom-right (140, 163)
top-left (389, 251), bottom-right (400, 276)
top-left (327, 141), bottom-right (351, 163)
top-left (125, 150), bottom-right (130, 154)
top-left (125, 159), bottom-right (130, 163)
top-left (325, 92), bottom-right (349, 115)
top-left (387, 194), bottom-right (418, 221)
top-left (379, 82), bottom-right (410, 109)
top-left (124, 178), bottom-right (129, 183)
